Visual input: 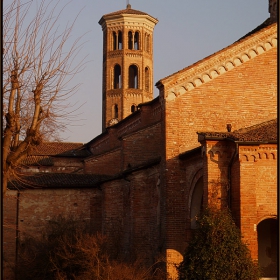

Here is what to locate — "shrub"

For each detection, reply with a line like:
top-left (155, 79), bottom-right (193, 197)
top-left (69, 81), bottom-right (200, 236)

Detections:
top-left (16, 216), bottom-right (166, 280)
top-left (177, 208), bottom-right (260, 280)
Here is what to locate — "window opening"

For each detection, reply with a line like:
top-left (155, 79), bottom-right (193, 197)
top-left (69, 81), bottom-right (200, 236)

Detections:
top-left (145, 67), bottom-right (150, 92)
top-left (128, 31), bottom-right (133, 50)
top-left (113, 104), bottom-right (118, 119)
top-left (113, 32), bottom-right (117, 50)
top-left (134, 31), bottom-right (139, 50)
top-left (190, 177), bottom-right (203, 229)
top-left (118, 31), bottom-right (123, 50)
top-left (128, 65), bottom-right (138, 89)
top-left (131, 104), bottom-right (137, 113)
top-left (114, 64), bottom-right (122, 89)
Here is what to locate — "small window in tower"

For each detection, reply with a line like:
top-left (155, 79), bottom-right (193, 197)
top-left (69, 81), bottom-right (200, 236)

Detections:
top-left (128, 31), bottom-right (133, 50)
top-left (118, 31), bottom-right (123, 50)
top-left (134, 31), bottom-right (139, 50)
top-left (113, 32), bottom-right (117, 50)
top-left (113, 104), bottom-right (118, 119)
top-left (114, 64), bottom-right (122, 89)
top-left (131, 104), bottom-right (137, 113)
top-left (145, 67), bottom-right (150, 92)
top-left (128, 65), bottom-right (138, 89)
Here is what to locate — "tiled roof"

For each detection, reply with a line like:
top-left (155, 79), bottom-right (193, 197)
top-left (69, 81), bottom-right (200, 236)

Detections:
top-left (21, 156), bottom-right (53, 166)
top-left (232, 119), bottom-right (277, 142)
top-left (8, 173), bottom-right (112, 190)
top-left (102, 6), bottom-right (149, 17)
top-left (99, 4), bottom-right (158, 25)
top-left (28, 142), bottom-right (90, 157)
top-left (198, 119), bottom-right (277, 143)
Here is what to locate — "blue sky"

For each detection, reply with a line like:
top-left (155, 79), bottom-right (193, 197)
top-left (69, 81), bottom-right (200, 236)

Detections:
top-left (5, 0), bottom-right (270, 143)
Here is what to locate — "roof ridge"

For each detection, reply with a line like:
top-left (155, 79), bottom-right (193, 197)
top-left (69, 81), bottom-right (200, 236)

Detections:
top-left (234, 119), bottom-right (277, 133)
top-left (198, 119), bottom-right (277, 143)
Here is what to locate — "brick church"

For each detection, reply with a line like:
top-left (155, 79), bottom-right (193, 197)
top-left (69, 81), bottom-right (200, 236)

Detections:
top-left (4, 0), bottom-right (278, 279)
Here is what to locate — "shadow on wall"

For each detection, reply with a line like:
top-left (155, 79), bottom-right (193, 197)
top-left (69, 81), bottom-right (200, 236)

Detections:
top-left (257, 218), bottom-right (278, 278)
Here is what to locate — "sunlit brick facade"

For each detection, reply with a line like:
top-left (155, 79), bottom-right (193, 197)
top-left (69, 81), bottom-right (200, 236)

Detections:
top-left (3, 3), bottom-right (277, 279)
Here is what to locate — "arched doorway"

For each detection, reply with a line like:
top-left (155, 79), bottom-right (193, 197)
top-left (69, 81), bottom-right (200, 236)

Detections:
top-left (257, 218), bottom-right (278, 277)
top-left (190, 176), bottom-right (203, 229)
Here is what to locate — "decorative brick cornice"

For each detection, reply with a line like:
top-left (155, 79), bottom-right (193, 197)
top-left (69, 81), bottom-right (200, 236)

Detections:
top-left (108, 51), bottom-right (123, 58)
top-left (99, 15), bottom-right (158, 32)
top-left (158, 24), bottom-right (277, 101)
top-left (108, 91), bottom-right (122, 97)
top-left (125, 52), bottom-right (143, 58)
top-left (239, 146), bottom-right (277, 162)
top-left (126, 91), bottom-right (143, 97)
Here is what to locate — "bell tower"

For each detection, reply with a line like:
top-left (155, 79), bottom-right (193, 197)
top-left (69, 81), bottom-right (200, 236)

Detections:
top-left (99, 4), bottom-right (158, 131)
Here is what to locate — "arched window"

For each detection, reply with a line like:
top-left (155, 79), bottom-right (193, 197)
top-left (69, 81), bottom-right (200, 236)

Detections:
top-left (134, 31), bottom-right (139, 50)
top-left (128, 31), bottom-right (133, 50)
top-left (113, 64), bottom-right (121, 89)
top-left (131, 104), bottom-right (137, 113)
top-left (113, 32), bottom-right (117, 50)
top-left (112, 31), bottom-right (122, 50)
top-left (113, 104), bottom-right (118, 119)
top-left (190, 177), bottom-right (203, 229)
top-left (257, 218), bottom-right (277, 277)
top-left (118, 31), bottom-right (123, 50)
top-left (128, 65), bottom-right (138, 89)
top-left (145, 67), bottom-right (150, 92)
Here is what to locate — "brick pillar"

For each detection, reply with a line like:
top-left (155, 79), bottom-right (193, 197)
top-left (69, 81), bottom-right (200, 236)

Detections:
top-left (203, 140), bottom-right (235, 210)
top-left (239, 152), bottom-right (258, 260)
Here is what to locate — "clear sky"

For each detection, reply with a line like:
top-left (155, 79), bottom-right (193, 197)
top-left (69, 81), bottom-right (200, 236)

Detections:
top-left (6, 0), bottom-right (270, 143)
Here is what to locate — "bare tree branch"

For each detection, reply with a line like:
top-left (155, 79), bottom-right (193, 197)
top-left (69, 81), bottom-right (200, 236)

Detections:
top-left (3, 0), bottom-right (88, 195)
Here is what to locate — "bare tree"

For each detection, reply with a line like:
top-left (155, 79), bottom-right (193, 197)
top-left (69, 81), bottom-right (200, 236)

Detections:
top-left (3, 0), bottom-right (86, 194)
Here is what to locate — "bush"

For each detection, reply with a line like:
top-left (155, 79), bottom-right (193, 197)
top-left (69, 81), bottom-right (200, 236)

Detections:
top-left (177, 208), bottom-right (260, 280)
top-left (16, 216), bottom-right (165, 280)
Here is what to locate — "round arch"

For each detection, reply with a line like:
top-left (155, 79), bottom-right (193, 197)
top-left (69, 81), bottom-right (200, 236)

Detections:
top-left (128, 64), bottom-right (139, 89)
top-left (188, 168), bottom-right (204, 229)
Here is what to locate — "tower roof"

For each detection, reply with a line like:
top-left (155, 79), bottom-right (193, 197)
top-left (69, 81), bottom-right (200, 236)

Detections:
top-left (103, 4), bottom-right (150, 17)
top-left (99, 4), bottom-right (158, 26)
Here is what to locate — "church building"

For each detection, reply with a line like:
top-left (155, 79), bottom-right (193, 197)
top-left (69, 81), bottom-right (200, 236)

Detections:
top-left (3, 1), bottom-right (278, 279)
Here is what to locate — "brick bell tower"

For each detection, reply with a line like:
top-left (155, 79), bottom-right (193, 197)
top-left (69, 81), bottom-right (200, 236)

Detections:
top-left (99, 4), bottom-right (158, 131)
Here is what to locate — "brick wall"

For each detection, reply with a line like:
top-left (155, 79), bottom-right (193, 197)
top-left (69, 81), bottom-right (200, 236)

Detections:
top-left (179, 151), bottom-right (203, 245)
top-left (203, 140), bottom-right (236, 209)
top-left (238, 144), bottom-right (277, 260)
top-left (17, 188), bottom-right (101, 238)
top-left (85, 148), bottom-right (122, 175)
top-left (3, 187), bottom-right (102, 279)
top-left (122, 122), bottom-right (162, 169)
top-left (3, 191), bottom-right (18, 280)
top-left (171, 48), bottom-right (276, 154)
top-left (161, 47), bottom-right (276, 277)
top-left (102, 165), bottom-right (162, 265)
